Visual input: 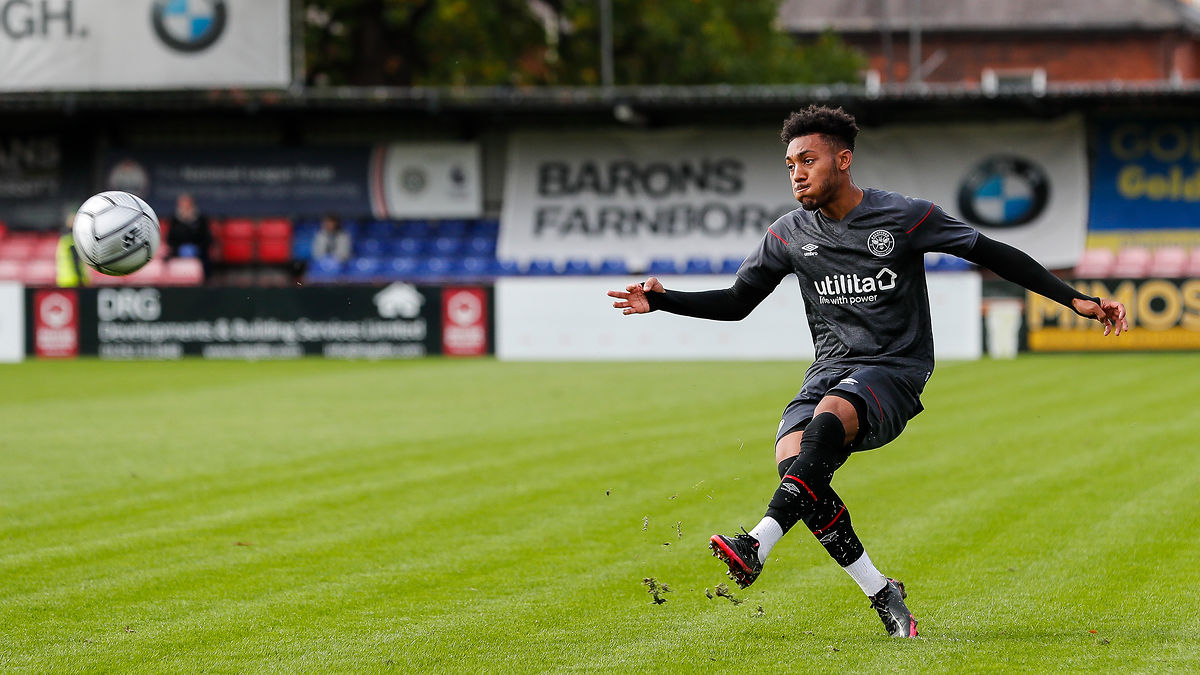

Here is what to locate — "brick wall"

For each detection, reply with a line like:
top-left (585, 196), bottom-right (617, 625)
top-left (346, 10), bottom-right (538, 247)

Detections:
top-left (846, 31), bottom-right (1200, 84)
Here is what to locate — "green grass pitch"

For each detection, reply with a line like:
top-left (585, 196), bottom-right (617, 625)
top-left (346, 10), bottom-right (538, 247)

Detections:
top-left (1, 354), bottom-right (1198, 672)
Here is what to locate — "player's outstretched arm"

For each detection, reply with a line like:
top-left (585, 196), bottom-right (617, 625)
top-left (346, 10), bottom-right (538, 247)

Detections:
top-left (963, 234), bottom-right (1129, 337)
top-left (606, 277), bottom-right (770, 321)
top-left (1069, 297), bottom-right (1129, 336)
top-left (608, 277), bottom-right (664, 315)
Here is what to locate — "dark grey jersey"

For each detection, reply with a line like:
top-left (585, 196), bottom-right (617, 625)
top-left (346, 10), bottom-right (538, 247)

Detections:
top-left (737, 187), bottom-right (979, 371)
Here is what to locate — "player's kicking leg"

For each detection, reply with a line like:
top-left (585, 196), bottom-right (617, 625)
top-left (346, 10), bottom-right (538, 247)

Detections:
top-left (709, 388), bottom-right (918, 637)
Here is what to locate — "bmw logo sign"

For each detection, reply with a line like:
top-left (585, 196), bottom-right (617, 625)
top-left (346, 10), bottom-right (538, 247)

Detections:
top-left (956, 155), bottom-right (1050, 228)
top-left (152, 0), bottom-right (228, 53)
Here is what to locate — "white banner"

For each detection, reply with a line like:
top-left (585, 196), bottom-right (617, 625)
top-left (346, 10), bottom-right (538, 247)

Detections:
top-left (496, 273), bottom-right (981, 361)
top-left (0, 0), bottom-right (290, 91)
top-left (0, 282), bottom-right (24, 363)
top-left (499, 130), bottom-right (796, 269)
top-left (500, 117), bottom-right (1087, 270)
top-left (852, 115), bottom-right (1087, 269)
top-left (369, 143), bottom-right (483, 219)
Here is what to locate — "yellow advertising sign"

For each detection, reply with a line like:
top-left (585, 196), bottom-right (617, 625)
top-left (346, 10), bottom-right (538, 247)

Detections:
top-left (1026, 278), bottom-right (1200, 351)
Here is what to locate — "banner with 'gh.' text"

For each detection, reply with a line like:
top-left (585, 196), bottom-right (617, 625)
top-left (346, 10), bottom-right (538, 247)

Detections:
top-left (0, 0), bottom-right (290, 91)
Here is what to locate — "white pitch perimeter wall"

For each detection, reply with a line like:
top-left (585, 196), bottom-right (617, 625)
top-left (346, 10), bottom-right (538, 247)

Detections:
top-left (497, 273), bottom-right (981, 361)
top-left (0, 282), bottom-right (24, 362)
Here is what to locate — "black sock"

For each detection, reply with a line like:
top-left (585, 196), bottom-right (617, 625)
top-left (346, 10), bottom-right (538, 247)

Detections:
top-left (763, 412), bottom-right (867, 566)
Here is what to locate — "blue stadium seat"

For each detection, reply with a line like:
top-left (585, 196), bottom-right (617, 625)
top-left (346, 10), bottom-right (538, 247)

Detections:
top-left (646, 258), bottom-right (679, 275)
top-left (430, 237), bottom-right (462, 257)
top-left (365, 220), bottom-right (396, 239)
top-left (460, 257), bottom-right (492, 278)
top-left (390, 237), bottom-right (427, 257)
top-left (471, 219), bottom-right (500, 237)
top-left (597, 258), bottom-right (629, 275)
top-left (684, 258), bottom-right (714, 274)
top-left (292, 234), bottom-right (315, 261)
top-left (562, 259), bottom-right (593, 275)
top-left (417, 256), bottom-right (453, 279)
top-left (355, 237), bottom-right (386, 258)
top-left (465, 235), bottom-right (496, 257)
top-left (525, 259), bottom-right (558, 275)
top-left (339, 220), bottom-right (362, 238)
top-left (305, 257), bottom-right (342, 284)
top-left (720, 258), bottom-right (743, 274)
top-left (384, 257), bottom-right (419, 279)
top-left (399, 220), bottom-right (432, 239)
top-left (176, 243), bottom-right (200, 258)
top-left (344, 257), bottom-right (382, 282)
top-left (435, 220), bottom-right (468, 239)
top-left (925, 252), bottom-right (972, 271)
top-left (491, 259), bottom-right (521, 276)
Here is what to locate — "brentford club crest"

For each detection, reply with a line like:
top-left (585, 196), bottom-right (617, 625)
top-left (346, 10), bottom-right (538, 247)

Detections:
top-left (867, 229), bottom-right (895, 257)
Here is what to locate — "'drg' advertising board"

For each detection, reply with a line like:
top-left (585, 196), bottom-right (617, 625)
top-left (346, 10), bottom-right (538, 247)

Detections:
top-left (1026, 278), bottom-right (1200, 351)
top-left (26, 284), bottom-right (495, 360)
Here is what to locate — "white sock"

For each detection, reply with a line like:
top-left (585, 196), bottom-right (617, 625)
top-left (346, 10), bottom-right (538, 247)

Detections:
top-left (747, 517), bottom-right (784, 563)
top-left (842, 551), bottom-right (888, 596)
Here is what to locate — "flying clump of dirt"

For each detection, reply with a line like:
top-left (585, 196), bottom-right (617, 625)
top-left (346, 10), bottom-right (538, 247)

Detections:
top-left (707, 582), bottom-right (743, 605)
top-left (643, 577), bottom-right (672, 604)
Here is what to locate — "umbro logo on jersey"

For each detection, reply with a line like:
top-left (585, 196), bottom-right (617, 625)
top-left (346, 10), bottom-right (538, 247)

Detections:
top-left (802, 243), bottom-right (819, 257)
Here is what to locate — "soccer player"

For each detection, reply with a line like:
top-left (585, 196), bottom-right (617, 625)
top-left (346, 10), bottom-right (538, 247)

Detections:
top-left (607, 105), bottom-right (1128, 638)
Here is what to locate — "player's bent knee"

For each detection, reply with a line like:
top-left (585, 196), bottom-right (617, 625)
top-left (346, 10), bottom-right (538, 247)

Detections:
top-left (815, 394), bottom-right (860, 446)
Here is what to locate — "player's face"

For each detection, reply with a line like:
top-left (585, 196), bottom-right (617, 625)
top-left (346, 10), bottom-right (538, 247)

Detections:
top-left (785, 134), bottom-right (849, 212)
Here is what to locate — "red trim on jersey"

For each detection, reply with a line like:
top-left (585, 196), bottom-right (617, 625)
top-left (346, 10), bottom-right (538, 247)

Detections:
top-left (768, 228), bottom-right (788, 246)
top-left (811, 505), bottom-right (846, 535)
top-left (864, 384), bottom-right (884, 421)
top-left (783, 475), bottom-right (818, 501)
top-left (905, 204), bottom-right (936, 234)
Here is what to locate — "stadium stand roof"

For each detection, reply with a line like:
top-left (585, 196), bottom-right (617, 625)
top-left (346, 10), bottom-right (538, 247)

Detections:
top-left (4, 80), bottom-right (1200, 115)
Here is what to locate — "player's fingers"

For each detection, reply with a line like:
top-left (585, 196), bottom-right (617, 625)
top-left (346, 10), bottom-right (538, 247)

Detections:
top-left (612, 300), bottom-right (630, 309)
top-left (607, 289), bottom-right (628, 299)
top-left (626, 283), bottom-right (643, 293)
top-left (622, 307), bottom-right (636, 315)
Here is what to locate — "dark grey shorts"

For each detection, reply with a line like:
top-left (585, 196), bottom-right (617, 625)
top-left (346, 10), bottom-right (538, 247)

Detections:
top-left (776, 364), bottom-right (931, 451)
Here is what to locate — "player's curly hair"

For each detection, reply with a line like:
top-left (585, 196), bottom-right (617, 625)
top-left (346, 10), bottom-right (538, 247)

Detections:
top-left (780, 105), bottom-right (859, 151)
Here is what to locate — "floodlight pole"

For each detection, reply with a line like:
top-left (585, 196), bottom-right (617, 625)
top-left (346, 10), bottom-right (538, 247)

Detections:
top-left (600, 0), bottom-right (614, 88)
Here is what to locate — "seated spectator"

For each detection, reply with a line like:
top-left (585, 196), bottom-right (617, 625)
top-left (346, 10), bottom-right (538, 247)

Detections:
top-left (167, 193), bottom-right (212, 280)
top-left (312, 214), bottom-right (352, 263)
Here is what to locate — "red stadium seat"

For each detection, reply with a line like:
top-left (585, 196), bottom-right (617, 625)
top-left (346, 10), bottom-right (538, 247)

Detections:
top-left (0, 260), bottom-right (22, 280)
top-left (217, 218), bottom-right (256, 264)
top-left (0, 237), bottom-right (35, 261)
top-left (256, 218), bottom-right (292, 263)
top-left (222, 218), bottom-right (255, 239)
top-left (1072, 248), bottom-right (1115, 278)
top-left (164, 257), bottom-right (204, 285)
top-left (22, 259), bottom-right (56, 286)
top-left (122, 258), bottom-right (165, 286)
top-left (1112, 247), bottom-right (1151, 278)
top-left (259, 218), bottom-right (291, 239)
top-left (1149, 247), bottom-right (1187, 277)
top-left (89, 267), bottom-right (124, 286)
top-left (220, 238), bottom-right (255, 264)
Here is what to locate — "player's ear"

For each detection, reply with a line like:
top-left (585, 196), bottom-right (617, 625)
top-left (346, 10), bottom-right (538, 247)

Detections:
top-left (838, 149), bottom-right (853, 171)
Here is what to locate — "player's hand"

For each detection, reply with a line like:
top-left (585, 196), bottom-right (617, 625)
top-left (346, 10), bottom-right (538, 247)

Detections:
top-left (607, 277), bottom-right (665, 315)
top-left (1071, 297), bottom-right (1129, 336)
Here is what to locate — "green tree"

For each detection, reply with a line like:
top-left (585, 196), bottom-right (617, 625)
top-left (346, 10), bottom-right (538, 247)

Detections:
top-left (305, 0), bottom-right (865, 87)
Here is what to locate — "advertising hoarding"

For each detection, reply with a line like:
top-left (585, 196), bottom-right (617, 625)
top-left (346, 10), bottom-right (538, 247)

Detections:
top-left (0, 0), bottom-right (291, 91)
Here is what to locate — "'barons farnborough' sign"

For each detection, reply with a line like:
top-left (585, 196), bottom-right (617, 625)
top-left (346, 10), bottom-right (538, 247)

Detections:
top-left (500, 130), bottom-right (796, 269)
